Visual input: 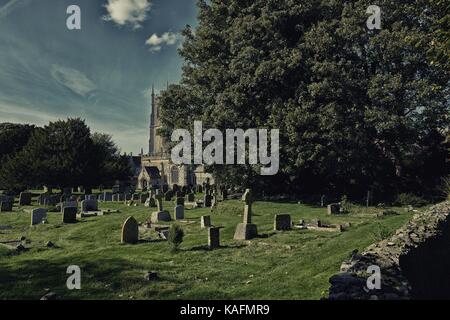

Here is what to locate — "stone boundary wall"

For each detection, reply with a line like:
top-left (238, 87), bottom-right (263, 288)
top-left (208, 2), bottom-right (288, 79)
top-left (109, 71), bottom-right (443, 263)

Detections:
top-left (328, 201), bottom-right (450, 300)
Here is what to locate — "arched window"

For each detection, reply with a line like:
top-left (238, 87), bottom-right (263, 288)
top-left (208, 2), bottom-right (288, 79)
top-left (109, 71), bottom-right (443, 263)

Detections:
top-left (171, 166), bottom-right (179, 184)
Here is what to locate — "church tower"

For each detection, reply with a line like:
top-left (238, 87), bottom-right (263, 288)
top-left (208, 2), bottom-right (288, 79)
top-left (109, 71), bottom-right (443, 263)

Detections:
top-left (148, 85), bottom-right (165, 156)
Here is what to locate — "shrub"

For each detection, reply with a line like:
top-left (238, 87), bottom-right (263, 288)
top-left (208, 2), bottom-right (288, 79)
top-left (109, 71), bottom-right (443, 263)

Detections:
top-left (168, 224), bottom-right (184, 251)
top-left (371, 223), bottom-right (392, 242)
top-left (394, 193), bottom-right (428, 207)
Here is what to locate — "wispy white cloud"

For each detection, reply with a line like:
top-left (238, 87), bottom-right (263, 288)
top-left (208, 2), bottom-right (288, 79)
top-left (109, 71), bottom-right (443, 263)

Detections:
top-left (0, 0), bottom-right (31, 19)
top-left (50, 65), bottom-right (97, 97)
top-left (103, 0), bottom-right (151, 29)
top-left (145, 32), bottom-right (179, 52)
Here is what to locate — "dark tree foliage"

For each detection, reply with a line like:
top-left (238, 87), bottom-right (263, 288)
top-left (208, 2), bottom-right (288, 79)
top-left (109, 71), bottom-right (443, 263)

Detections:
top-left (159, 0), bottom-right (449, 199)
top-left (0, 119), bottom-right (131, 192)
top-left (0, 123), bottom-right (36, 162)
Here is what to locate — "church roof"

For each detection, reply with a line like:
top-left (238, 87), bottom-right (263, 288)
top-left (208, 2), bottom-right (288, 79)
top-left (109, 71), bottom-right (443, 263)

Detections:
top-left (143, 166), bottom-right (161, 179)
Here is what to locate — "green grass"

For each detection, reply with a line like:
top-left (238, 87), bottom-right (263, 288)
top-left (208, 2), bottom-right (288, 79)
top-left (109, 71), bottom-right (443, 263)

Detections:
top-left (0, 198), bottom-right (414, 300)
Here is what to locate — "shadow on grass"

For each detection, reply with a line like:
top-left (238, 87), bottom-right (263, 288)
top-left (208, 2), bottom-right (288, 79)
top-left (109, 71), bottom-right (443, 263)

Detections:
top-left (187, 244), bottom-right (247, 252)
top-left (0, 256), bottom-right (147, 300)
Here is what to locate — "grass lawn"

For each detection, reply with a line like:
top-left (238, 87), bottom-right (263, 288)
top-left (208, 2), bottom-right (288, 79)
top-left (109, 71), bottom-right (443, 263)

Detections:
top-left (0, 196), bottom-right (415, 300)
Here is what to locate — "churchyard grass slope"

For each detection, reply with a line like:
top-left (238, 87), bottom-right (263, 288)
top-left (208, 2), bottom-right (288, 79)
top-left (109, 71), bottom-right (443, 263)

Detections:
top-left (0, 198), bottom-right (414, 299)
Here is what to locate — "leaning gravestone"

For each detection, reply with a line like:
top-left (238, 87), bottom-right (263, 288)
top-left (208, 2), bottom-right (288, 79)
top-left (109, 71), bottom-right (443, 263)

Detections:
top-left (201, 215), bottom-right (211, 229)
top-left (19, 192), bottom-right (32, 206)
top-left (151, 195), bottom-right (171, 222)
top-left (174, 205), bottom-right (184, 220)
top-left (233, 189), bottom-right (258, 240)
top-left (121, 216), bottom-right (139, 244)
top-left (208, 227), bottom-right (220, 249)
top-left (274, 214), bottom-right (292, 231)
top-left (81, 199), bottom-right (98, 213)
top-left (62, 207), bottom-right (77, 223)
top-left (31, 208), bottom-right (47, 226)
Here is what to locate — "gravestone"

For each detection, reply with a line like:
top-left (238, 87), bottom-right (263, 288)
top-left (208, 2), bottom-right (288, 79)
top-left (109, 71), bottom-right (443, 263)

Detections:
top-left (38, 193), bottom-right (50, 205)
top-left (31, 208), bottom-right (47, 226)
top-left (62, 207), bottom-right (77, 223)
top-left (328, 203), bottom-right (341, 215)
top-left (103, 192), bottom-right (113, 202)
top-left (208, 227), bottom-right (220, 249)
top-left (140, 193), bottom-right (148, 204)
top-left (204, 194), bottom-right (212, 207)
top-left (274, 214), bottom-right (292, 231)
top-left (86, 195), bottom-right (97, 201)
top-left (19, 192), bottom-right (32, 206)
top-left (174, 205), bottom-right (184, 220)
top-left (121, 216), bottom-right (139, 244)
top-left (45, 195), bottom-right (60, 206)
top-left (187, 193), bottom-right (195, 202)
top-left (164, 191), bottom-right (173, 201)
top-left (151, 195), bottom-right (171, 222)
top-left (234, 189), bottom-right (258, 240)
top-left (132, 194), bottom-right (140, 201)
top-left (112, 193), bottom-right (125, 202)
top-left (175, 197), bottom-right (185, 206)
top-left (197, 185), bottom-right (203, 193)
top-left (81, 199), bottom-right (98, 213)
top-left (201, 215), bottom-right (211, 229)
top-left (61, 201), bottom-right (77, 213)
top-left (0, 201), bottom-right (13, 212)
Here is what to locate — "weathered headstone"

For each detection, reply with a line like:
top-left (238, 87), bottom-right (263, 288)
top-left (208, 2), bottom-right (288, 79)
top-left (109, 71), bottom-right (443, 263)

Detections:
top-left (86, 195), bottom-right (97, 201)
top-left (140, 193), bottom-right (149, 204)
top-left (81, 199), bottom-right (98, 213)
top-left (0, 201), bottom-right (13, 212)
top-left (31, 208), bottom-right (47, 226)
top-left (201, 215), bottom-right (211, 229)
top-left (164, 191), bottom-right (173, 201)
top-left (62, 207), bottom-right (77, 223)
top-left (174, 205), bottom-right (184, 220)
top-left (121, 216), bottom-right (139, 244)
top-left (175, 196), bottom-right (185, 206)
top-left (204, 194), bottom-right (212, 207)
top-left (187, 193), bottom-right (195, 202)
top-left (208, 227), bottom-right (220, 249)
top-left (234, 189), bottom-right (258, 240)
top-left (328, 203), bottom-right (341, 215)
top-left (19, 192), bottom-right (32, 206)
top-left (61, 201), bottom-right (77, 213)
top-left (274, 214), bottom-right (292, 231)
top-left (103, 192), bottom-right (113, 202)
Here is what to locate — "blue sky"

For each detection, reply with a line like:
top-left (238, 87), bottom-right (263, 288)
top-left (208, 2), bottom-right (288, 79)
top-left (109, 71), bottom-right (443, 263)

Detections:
top-left (0, 0), bottom-right (198, 154)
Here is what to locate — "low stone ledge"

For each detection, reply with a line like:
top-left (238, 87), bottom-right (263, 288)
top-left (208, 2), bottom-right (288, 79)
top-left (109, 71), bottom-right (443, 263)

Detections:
top-left (327, 201), bottom-right (450, 300)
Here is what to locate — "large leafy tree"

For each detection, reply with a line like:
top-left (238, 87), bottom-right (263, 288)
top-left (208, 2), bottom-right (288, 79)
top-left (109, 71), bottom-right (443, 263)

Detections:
top-left (0, 123), bottom-right (36, 162)
top-left (0, 119), bottom-right (131, 192)
top-left (159, 0), bottom-right (449, 198)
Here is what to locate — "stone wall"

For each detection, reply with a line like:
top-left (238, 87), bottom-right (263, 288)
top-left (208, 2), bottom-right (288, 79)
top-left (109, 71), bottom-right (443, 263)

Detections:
top-left (327, 201), bottom-right (450, 300)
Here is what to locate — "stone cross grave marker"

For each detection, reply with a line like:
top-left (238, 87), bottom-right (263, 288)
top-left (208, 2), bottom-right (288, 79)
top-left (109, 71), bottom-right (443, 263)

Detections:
top-left (242, 189), bottom-right (253, 224)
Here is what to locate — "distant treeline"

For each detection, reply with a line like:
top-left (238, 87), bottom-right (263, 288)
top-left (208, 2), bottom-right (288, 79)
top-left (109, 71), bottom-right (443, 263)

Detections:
top-left (0, 119), bottom-right (131, 194)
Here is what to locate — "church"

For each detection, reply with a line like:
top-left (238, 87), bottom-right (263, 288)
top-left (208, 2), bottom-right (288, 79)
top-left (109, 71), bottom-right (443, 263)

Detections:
top-left (137, 86), bottom-right (214, 190)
